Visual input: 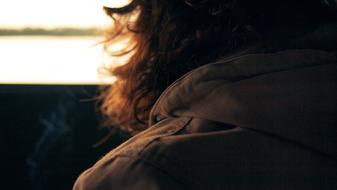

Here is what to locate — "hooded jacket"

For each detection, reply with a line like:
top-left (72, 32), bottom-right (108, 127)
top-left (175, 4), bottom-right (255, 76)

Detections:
top-left (73, 27), bottom-right (337, 190)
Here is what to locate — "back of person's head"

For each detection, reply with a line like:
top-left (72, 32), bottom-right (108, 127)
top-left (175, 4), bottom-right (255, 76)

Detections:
top-left (100, 0), bottom-right (337, 133)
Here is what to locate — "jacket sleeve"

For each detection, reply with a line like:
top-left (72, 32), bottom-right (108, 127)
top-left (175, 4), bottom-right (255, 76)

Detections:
top-left (73, 155), bottom-right (186, 190)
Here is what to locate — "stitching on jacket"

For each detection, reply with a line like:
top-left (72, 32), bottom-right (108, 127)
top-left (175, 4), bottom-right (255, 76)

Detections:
top-left (139, 117), bottom-right (192, 155)
top-left (115, 154), bottom-right (191, 190)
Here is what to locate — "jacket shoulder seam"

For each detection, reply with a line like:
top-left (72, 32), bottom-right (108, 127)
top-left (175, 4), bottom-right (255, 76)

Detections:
top-left (115, 154), bottom-right (191, 190)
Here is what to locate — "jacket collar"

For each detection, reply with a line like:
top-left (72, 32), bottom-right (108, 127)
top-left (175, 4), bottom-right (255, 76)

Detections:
top-left (150, 49), bottom-right (337, 158)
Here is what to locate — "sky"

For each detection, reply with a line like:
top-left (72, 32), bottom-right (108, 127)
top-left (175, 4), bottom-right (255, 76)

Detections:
top-left (0, 0), bottom-right (130, 28)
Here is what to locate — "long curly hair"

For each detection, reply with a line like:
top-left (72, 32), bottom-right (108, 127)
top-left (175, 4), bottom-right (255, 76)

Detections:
top-left (100, 0), bottom-right (328, 134)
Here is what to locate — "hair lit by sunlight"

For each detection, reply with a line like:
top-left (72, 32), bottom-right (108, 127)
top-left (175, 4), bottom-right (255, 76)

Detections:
top-left (0, 0), bottom-right (136, 85)
top-left (0, 0), bottom-right (140, 84)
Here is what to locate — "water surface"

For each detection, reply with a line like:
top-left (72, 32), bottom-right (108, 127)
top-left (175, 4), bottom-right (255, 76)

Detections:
top-left (0, 36), bottom-right (112, 84)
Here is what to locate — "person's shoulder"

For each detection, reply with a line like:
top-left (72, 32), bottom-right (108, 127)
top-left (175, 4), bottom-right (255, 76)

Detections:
top-left (73, 154), bottom-right (187, 190)
top-left (73, 117), bottom-right (192, 190)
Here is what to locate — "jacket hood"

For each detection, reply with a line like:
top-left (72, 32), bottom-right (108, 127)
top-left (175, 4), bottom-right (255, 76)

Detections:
top-left (150, 49), bottom-right (337, 159)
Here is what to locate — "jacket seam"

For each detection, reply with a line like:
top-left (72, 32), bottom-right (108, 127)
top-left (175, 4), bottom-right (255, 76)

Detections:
top-left (114, 154), bottom-right (191, 190)
top-left (139, 117), bottom-right (192, 155)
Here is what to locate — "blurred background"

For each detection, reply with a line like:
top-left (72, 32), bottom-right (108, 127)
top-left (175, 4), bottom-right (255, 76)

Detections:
top-left (0, 0), bottom-right (130, 189)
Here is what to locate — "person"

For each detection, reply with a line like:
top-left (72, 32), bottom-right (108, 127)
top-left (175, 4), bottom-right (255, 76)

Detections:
top-left (73, 0), bottom-right (337, 189)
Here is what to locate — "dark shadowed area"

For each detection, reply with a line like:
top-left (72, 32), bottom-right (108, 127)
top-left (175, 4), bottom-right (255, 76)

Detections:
top-left (0, 85), bottom-right (130, 190)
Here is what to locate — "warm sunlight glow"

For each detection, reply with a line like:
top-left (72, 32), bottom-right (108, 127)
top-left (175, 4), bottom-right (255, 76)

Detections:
top-left (0, 0), bottom-right (115, 28)
top-left (101, 0), bottom-right (132, 8)
top-left (0, 36), bottom-right (116, 85)
top-left (0, 0), bottom-right (134, 84)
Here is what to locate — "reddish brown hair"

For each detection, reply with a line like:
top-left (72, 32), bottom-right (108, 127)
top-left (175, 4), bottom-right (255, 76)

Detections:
top-left (100, 0), bottom-right (328, 134)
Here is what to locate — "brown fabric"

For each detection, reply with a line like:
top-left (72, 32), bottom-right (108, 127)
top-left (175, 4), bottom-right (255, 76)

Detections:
top-left (151, 49), bottom-right (337, 159)
top-left (74, 49), bottom-right (337, 190)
